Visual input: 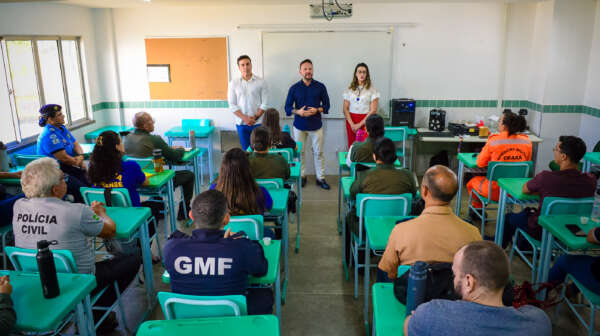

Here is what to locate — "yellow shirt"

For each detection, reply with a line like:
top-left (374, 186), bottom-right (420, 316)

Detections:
top-left (378, 206), bottom-right (481, 278)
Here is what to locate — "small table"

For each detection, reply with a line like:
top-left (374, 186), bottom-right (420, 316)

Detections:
top-left (1, 270), bottom-right (96, 336)
top-left (137, 315), bottom-right (280, 336)
top-left (494, 178), bottom-right (538, 246)
top-left (263, 188), bottom-right (290, 302)
top-left (455, 153), bottom-right (486, 217)
top-left (364, 216), bottom-right (411, 332)
top-left (372, 282), bottom-right (406, 336)
top-left (162, 241), bottom-right (282, 321)
top-left (582, 152), bottom-right (600, 174)
top-left (140, 169), bottom-right (177, 239)
top-left (84, 125), bottom-right (133, 142)
top-left (536, 215), bottom-right (600, 299)
top-left (106, 207), bottom-right (156, 316)
top-left (165, 125), bottom-right (215, 181)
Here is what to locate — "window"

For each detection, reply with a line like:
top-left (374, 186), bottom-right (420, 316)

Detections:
top-left (0, 36), bottom-right (89, 144)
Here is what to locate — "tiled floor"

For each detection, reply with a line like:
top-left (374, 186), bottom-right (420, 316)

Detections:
top-left (108, 175), bottom-right (590, 335)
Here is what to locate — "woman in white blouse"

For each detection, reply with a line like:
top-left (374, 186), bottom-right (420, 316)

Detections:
top-left (343, 63), bottom-right (380, 148)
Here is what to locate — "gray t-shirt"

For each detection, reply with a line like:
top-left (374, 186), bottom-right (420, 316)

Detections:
top-left (13, 197), bottom-right (104, 274)
top-left (408, 299), bottom-right (551, 336)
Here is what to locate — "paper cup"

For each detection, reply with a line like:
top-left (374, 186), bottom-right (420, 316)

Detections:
top-left (263, 237), bottom-right (272, 246)
top-left (581, 217), bottom-right (589, 225)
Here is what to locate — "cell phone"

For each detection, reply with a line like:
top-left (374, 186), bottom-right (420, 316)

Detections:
top-left (566, 224), bottom-right (587, 237)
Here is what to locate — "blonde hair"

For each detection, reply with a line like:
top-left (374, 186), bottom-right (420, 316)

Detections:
top-left (21, 157), bottom-right (62, 198)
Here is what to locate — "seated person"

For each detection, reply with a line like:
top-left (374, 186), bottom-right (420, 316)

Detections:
top-left (346, 137), bottom-right (417, 261)
top-left (548, 227), bottom-right (600, 296)
top-left (124, 111), bottom-right (194, 220)
top-left (163, 190), bottom-right (273, 315)
top-left (503, 135), bottom-right (597, 247)
top-left (36, 104), bottom-right (90, 203)
top-left (466, 110), bottom-right (531, 211)
top-left (378, 165), bottom-right (481, 279)
top-left (405, 241), bottom-right (551, 336)
top-left (0, 275), bottom-right (15, 335)
top-left (12, 158), bottom-right (141, 333)
top-left (346, 114), bottom-right (385, 168)
top-left (249, 126), bottom-right (290, 180)
top-left (0, 172), bottom-right (24, 227)
top-left (263, 108), bottom-right (296, 150)
top-left (211, 148), bottom-right (273, 216)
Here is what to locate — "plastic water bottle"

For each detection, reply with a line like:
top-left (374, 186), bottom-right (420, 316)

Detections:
top-left (188, 130), bottom-right (196, 149)
top-left (406, 261), bottom-right (428, 316)
top-left (592, 189), bottom-right (600, 223)
top-left (36, 240), bottom-right (60, 299)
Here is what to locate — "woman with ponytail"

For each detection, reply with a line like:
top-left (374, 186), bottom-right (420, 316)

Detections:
top-left (466, 110), bottom-right (532, 210)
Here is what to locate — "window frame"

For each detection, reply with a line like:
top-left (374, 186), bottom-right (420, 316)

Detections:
top-left (0, 35), bottom-right (91, 145)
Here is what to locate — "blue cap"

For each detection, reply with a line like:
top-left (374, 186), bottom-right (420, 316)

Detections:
top-left (39, 104), bottom-right (62, 116)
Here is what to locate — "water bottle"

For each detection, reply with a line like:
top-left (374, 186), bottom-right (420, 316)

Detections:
top-left (406, 261), bottom-right (428, 316)
top-left (189, 130), bottom-right (196, 149)
top-left (592, 189), bottom-right (600, 223)
top-left (152, 149), bottom-right (164, 173)
top-left (36, 240), bottom-right (60, 299)
top-left (0, 142), bottom-right (9, 172)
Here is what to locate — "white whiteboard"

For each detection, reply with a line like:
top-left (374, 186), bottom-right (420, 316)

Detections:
top-left (262, 31), bottom-right (393, 119)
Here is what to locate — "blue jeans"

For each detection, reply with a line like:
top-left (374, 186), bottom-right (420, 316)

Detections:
top-left (549, 254), bottom-right (600, 295)
top-left (236, 124), bottom-right (261, 151)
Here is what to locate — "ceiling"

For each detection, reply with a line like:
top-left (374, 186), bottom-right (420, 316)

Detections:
top-left (0, 0), bottom-right (547, 8)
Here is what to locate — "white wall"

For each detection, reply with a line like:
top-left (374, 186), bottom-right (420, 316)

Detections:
top-left (0, 3), bottom-right (108, 141)
top-left (581, 0), bottom-right (600, 149)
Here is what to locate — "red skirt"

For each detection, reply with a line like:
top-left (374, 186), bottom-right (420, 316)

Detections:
top-left (346, 112), bottom-right (368, 148)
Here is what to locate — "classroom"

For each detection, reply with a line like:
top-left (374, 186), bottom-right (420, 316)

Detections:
top-left (0, 0), bottom-right (600, 335)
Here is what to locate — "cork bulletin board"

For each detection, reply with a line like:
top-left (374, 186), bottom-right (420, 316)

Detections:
top-left (145, 37), bottom-right (228, 100)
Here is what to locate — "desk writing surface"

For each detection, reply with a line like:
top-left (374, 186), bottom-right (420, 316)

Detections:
top-left (80, 143), bottom-right (95, 158)
top-left (341, 177), bottom-right (354, 199)
top-left (266, 189), bottom-right (289, 216)
top-left (584, 152), bottom-right (600, 165)
top-left (84, 125), bottom-right (133, 141)
top-left (457, 153), bottom-right (480, 168)
top-left (372, 283), bottom-right (405, 336)
top-left (164, 126), bottom-right (214, 138)
top-left (106, 207), bottom-right (151, 238)
top-left (0, 270), bottom-right (96, 332)
top-left (137, 315), bottom-right (279, 336)
top-left (180, 148), bottom-right (203, 162)
top-left (539, 215), bottom-right (600, 250)
top-left (143, 169), bottom-right (175, 189)
top-left (497, 178), bottom-right (537, 201)
top-left (290, 164), bottom-right (300, 179)
top-left (339, 152), bottom-right (348, 168)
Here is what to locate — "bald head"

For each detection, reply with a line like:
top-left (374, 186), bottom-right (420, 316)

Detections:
top-left (133, 111), bottom-right (154, 132)
top-left (422, 165), bottom-right (458, 203)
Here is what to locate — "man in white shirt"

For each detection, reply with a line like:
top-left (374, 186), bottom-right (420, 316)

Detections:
top-left (228, 55), bottom-right (269, 150)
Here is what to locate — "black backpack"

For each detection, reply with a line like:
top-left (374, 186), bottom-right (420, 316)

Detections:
top-left (393, 262), bottom-right (458, 304)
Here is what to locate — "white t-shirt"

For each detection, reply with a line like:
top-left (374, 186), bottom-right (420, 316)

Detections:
top-left (227, 74), bottom-right (269, 125)
top-left (343, 86), bottom-right (380, 115)
top-left (13, 197), bottom-right (104, 274)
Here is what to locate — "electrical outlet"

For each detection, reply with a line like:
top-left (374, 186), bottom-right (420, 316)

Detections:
top-left (310, 2), bottom-right (353, 19)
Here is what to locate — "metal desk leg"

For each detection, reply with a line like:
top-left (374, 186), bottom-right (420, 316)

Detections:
top-left (364, 237), bottom-right (370, 334)
top-left (139, 220), bottom-right (155, 309)
top-left (193, 155), bottom-right (200, 195)
top-left (337, 165), bottom-right (343, 235)
top-left (455, 161), bottom-right (465, 216)
top-left (167, 179), bottom-right (177, 236)
top-left (494, 188), bottom-right (508, 246)
top-left (295, 181), bottom-right (301, 253)
top-left (535, 229), bottom-right (553, 300)
top-left (207, 134), bottom-right (214, 181)
top-left (342, 197), bottom-right (349, 280)
top-left (282, 211), bottom-right (289, 303)
top-left (75, 298), bottom-right (93, 336)
top-left (276, 262), bottom-right (281, 328)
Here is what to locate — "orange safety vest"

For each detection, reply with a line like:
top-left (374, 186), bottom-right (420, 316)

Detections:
top-left (476, 131), bottom-right (532, 167)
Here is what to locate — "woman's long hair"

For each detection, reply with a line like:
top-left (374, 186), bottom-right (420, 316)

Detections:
top-left (263, 108), bottom-right (282, 147)
top-left (88, 130), bottom-right (123, 185)
top-left (215, 148), bottom-right (264, 215)
top-left (349, 63), bottom-right (372, 91)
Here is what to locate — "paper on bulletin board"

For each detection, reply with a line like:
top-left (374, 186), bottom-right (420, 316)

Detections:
top-left (147, 65), bottom-right (171, 83)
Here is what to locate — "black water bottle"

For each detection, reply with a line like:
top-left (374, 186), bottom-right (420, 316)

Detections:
top-left (36, 240), bottom-right (60, 299)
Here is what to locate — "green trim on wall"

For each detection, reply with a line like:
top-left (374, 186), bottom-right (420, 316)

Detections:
top-left (90, 99), bottom-right (600, 118)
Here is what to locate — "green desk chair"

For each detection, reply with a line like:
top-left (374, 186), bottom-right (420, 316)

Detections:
top-left (80, 187), bottom-right (163, 260)
top-left (14, 154), bottom-right (44, 166)
top-left (509, 196), bottom-right (594, 283)
top-left (0, 226), bottom-right (12, 268)
top-left (256, 178), bottom-right (284, 190)
top-left (351, 193), bottom-right (412, 299)
top-left (468, 161), bottom-right (533, 238)
top-left (350, 162), bottom-right (377, 179)
top-left (225, 215), bottom-right (264, 240)
top-left (555, 273), bottom-right (600, 336)
top-left (269, 148), bottom-right (294, 163)
top-left (158, 291), bottom-right (247, 320)
top-left (6, 246), bottom-right (129, 332)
